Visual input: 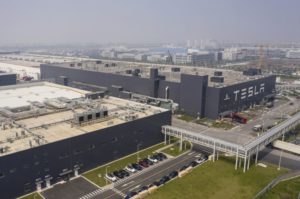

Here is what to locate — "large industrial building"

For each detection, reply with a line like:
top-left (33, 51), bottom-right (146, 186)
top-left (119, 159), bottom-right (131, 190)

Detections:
top-left (40, 61), bottom-right (276, 119)
top-left (0, 82), bottom-right (171, 199)
top-left (0, 72), bottom-right (16, 86)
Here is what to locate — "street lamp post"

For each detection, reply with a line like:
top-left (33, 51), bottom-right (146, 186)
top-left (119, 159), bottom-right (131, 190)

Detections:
top-left (137, 143), bottom-right (142, 162)
top-left (278, 134), bottom-right (285, 170)
top-left (105, 165), bottom-right (110, 185)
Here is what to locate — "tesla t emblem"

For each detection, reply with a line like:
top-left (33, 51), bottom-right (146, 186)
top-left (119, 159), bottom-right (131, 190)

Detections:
top-left (224, 93), bottom-right (230, 101)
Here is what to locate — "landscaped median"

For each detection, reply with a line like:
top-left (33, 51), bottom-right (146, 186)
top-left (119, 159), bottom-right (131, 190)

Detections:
top-left (147, 157), bottom-right (287, 199)
top-left (19, 192), bottom-right (43, 199)
top-left (83, 142), bottom-right (168, 187)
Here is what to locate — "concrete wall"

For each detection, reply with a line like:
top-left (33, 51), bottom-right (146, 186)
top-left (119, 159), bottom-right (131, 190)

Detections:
top-left (0, 111), bottom-right (171, 199)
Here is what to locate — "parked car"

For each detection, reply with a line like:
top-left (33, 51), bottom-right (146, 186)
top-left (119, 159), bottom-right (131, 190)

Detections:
top-left (113, 171), bottom-right (124, 179)
top-left (153, 154), bottom-right (163, 161)
top-left (157, 153), bottom-right (167, 160)
top-left (125, 165), bottom-right (136, 173)
top-left (119, 169), bottom-right (130, 177)
top-left (159, 176), bottom-right (170, 184)
top-left (180, 165), bottom-right (188, 171)
top-left (151, 181), bottom-right (161, 187)
top-left (148, 156), bottom-right (158, 163)
top-left (105, 173), bottom-right (117, 182)
top-left (195, 158), bottom-right (205, 164)
top-left (143, 158), bottom-right (154, 165)
top-left (125, 191), bottom-right (137, 199)
top-left (168, 171), bottom-right (178, 179)
top-left (139, 160), bottom-right (149, 168)
top-left (132, 163), bottom-right (143, 171)
top-left (189, 161), bottom-right (198, 167)
top-left (138, 186), bottom-right (148, 193)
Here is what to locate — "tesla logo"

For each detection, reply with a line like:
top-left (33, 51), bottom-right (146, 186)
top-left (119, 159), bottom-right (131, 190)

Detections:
top-left (224, 93), bottom-right (230, 101)
top-left (224, 83), bottom-right (265, 101)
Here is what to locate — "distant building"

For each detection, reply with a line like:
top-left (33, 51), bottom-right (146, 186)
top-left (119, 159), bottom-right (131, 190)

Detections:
top-left (223, 48), bottom-right (246, 61)
top-left (286, 50), bottom-right (300, 59)
top-left (134, 54), bottom-right (148, 61)
top-left (173, 53), bottom-right (191, 64)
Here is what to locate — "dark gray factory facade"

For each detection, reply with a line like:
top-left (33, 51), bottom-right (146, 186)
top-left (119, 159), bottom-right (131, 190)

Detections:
top-left (40, 64), bottom-right (276, 119)
top-left (0, 111), bottom-right (171, 199)
top-left (0, 73), bottom-right (17, 86)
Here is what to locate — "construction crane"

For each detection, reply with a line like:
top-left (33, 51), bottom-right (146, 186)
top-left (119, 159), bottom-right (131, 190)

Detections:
top-left (254, 44), bottom-right (268, 70)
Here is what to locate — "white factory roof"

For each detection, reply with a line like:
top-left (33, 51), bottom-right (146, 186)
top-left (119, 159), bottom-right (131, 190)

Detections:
top-left (0, 82), bottom-right (87, 108)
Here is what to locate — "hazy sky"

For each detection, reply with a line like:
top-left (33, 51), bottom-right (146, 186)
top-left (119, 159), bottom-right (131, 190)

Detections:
top-left (1, 0), bottom-right (300, 44)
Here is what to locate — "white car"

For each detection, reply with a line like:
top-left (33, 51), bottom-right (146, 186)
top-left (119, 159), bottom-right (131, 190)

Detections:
top-left (148, 156), bottom-right (158, 163)
top-left (125, 165), bottom-right (136, 173)
top-left (105, 173), bottom-right (117, 182)
top-left (195, 158), bottom-right (205, 164)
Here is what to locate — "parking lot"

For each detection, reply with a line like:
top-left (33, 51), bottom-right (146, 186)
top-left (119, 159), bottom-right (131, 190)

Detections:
top-left (41, 177), bottom-right (99, 199)
top-left (40, 150), bottom-right (207, 199)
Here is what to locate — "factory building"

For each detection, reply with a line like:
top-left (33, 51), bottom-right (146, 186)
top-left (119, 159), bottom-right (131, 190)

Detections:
top-left (0, 72), bottom-right (17, 86)
top-left (40, 61), bottom-right (276, 119)
top-left (0, 82), bottom-right (171, 199)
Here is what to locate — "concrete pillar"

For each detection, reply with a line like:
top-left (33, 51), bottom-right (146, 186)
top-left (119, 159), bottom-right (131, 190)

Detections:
top-left (247, 154), bottom-right (250, 170)
top-left (213, 141), bottom-right (216, 162)
top-left (179, 133), bottom-right (183, 152)
top-left (164, 133), bottom-right (167, 145)
top-left (243, 152), bottom-right (247, 173)
top-left (235, 149), bottom-right (239, 170)
top-left (255, 147), bottom-right (259, 165)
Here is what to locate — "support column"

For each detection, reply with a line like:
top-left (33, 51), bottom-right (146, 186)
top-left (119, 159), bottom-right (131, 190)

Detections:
top-left (217, 151), bottom-right (219, 160)
top-left (247, 154), bottom-right (250, 170)
top-left (213, 141), bottom-right (216, 162)
top-left (168, 134), bottom-right (171, 144)
top-left (235, 149), bottom-right (239, 170)
top-left (243, 152), bottom-right (247, 173)
top-left (179, 132), bottom-right (183, 152)
top-left (255, 146), bottom-right (259, 165)
top-left (164, 133), bottom-right (167, 145)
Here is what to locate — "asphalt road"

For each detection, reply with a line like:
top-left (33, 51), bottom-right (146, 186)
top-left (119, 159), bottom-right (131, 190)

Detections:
top-left (259, 147), bottom-right (300, 170)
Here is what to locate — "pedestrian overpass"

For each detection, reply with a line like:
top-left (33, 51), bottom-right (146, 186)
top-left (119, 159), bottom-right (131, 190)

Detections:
top-left (162, 112), bottom-right (300, 172)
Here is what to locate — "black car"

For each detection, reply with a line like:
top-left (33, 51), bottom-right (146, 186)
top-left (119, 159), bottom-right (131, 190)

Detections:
top-left (153, 154), bottom-right (163, 161)
top-left (151, 181), bottom-right (161, 187)
top-left (132, 163), bottom-right (143, 171)
top-left (159, 176), bottom-right (170, 184)
top-left (125, 191), bottom-right (137, 199)
top-left (138, 186), bottom-right (148, 193)
top-left (180, 165), bottom-right (188, 171)
top-left (168, 171), bottom-right (178, 179)
top-left (119, 169), bottom-right (130, 177)
top-left (189, 161), bottom-right (198, 167)
top-left (157, 153), bottom-right (167, 160)
top-left (143, 158), bottom-right (153, 166)
top-left (113, 171), bottom-right (124, 179)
